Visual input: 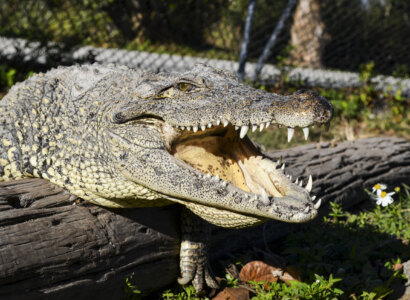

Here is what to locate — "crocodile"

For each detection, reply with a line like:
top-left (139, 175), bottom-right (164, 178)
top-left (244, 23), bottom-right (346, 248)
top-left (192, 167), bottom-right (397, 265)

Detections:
top-left (0, 63), bottom-right (333, 292)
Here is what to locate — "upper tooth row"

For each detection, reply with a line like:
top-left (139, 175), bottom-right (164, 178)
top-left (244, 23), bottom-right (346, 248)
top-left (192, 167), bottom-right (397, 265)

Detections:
top-left (287, 127), bottom-right (310, 142)
top-left (173, 121), bottom-right (310, 142)
top-left (173, 120), bottom-right (271, 137)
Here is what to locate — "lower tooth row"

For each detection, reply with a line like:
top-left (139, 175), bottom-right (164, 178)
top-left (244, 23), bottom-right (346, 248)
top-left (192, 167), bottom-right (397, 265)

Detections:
top-left (201, 171), bottom-right (320, 209)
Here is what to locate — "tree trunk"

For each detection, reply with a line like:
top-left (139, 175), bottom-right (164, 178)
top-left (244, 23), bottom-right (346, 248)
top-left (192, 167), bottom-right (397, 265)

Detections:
top-left (288, 0), bottom-right (330, 68)
top-left (0, 137), bottom-right (409, 299)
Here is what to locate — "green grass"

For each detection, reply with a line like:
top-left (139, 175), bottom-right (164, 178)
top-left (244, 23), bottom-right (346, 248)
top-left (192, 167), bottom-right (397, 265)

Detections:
top-left (126, 184), bottom-right (409, 299)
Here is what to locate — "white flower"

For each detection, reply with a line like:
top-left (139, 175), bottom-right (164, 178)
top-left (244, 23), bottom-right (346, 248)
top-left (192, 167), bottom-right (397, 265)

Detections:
top-left (372, 189), bottom-right (395, 207)
top-left (372, 183), bottom-right (387, 193)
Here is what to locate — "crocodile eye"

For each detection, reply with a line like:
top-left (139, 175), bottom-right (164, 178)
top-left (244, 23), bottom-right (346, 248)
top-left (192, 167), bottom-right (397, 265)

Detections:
top-left (177, 82), bottom-right (194, 92)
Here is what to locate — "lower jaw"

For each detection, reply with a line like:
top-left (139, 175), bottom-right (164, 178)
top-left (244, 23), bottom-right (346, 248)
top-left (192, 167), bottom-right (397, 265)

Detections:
top-left (182, 200), bottom-right (266, 228)
top-left (169, 127), bottom-right (298, 227)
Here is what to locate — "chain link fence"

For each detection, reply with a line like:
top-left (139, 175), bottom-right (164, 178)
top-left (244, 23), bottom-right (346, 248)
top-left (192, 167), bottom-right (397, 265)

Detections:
top-left (0, 0), bottom-right (409, 90)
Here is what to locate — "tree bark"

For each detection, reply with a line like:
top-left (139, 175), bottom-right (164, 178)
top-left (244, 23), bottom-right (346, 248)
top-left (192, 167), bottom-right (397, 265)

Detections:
top-left (0, 137), bottom-right (408, 299)
top-left (288, 0), bottom-right (330, 68)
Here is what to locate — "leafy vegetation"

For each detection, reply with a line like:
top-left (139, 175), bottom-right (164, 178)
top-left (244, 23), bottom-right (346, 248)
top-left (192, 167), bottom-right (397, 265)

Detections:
top-left (250, 274), bottom-right (344, 300)
top-left (123, 184), bottom-right (409, 299)
top-left (0, 64), bottom-right (34, 98)
top-left (249, 62), bottom-right (409, 151)
top-left (2, 1), bottom-right (410, 74)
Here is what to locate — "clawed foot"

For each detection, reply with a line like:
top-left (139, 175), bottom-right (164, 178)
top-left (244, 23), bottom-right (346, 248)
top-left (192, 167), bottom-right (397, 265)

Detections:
top-left (178, 240), bottom-right (219, 292)
top-left (179, 208), bottom-right (219, 293)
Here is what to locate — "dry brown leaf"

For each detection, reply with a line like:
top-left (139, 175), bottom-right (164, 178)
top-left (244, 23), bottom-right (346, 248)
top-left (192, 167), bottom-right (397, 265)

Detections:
top-left (239, 260), bottom-right (281, 289)
top-left (212, 287), bottom-right (249, 300)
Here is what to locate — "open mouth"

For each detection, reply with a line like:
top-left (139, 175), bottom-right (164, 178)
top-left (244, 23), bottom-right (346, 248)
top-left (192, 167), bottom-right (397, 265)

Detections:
top-left (162, 121), bottom-right (321, 225)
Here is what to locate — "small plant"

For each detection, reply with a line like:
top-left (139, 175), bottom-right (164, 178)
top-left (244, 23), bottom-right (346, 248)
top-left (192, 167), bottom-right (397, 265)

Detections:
top-left (0, 65), bottom-right (17, 90)
top-left (124, 277), bottom-right (143, 300)
top-left (0, 64), bottom-right (35, 98)
top-left (249, 274), bottom-right (343, 299)
top-left (160, 285), bottom-right (207, 300)
top-left (224, 273), bottom-right (239, 287)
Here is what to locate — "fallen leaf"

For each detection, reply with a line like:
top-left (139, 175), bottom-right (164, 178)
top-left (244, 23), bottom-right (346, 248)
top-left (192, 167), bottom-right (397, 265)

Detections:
top-left (239, 260), bottom-right (280, 289)
top-left (212, 287), bottom-right (249, 300)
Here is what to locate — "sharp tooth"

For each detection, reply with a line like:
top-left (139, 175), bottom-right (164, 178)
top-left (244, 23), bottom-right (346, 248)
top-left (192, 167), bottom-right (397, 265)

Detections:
top-left (277, 156), bottom-right (282, 165)
top-left (193, 125), bottom-right (198, 132)
top-left (221, 181), bottom-right (228, 187)
top-left (258, 186), bottom-right (269, 205)
top-left (206, 173), bottom-right (211, 178)
top-left (252, 125), bottom-right (258, 132)
top-left (214, 174), bottom-right (220, 181)
top-left (259, 123), bottom-right (265, 132)
top-left (239, 125), bottom-right (249, 139)
top-left (201, 125), bottom-right (206, 131)
top-left (281, 163), bottom-right (285, 170)
top-left (287, 128), bottom-right (294, 142)
top-left (304, 206), bottom-right (310, 213)
top-left (299, 180), bottom-right (303, 187)
top-left (180, 126), bottom-right (185, 130)
top-left (314, 198), bottom-right (322, 209)
top-left (311, 195), bottom-right (316, 201)
top-left (208, 123), bottom-right (212, 128)
top-left (223, 120), bottom-right (229, 127)
top-left (302, 127), bottom-right (309, 140)
top-left (295, 178), bottom-right (299, 184)
top-left (186, 126), bottom-right (191, 131)
top-left (266, 121), bottom-right (270, 128)
top-left (305, 175), bottom-right (313, 192)
top-left (235, 125), bottom-right (240, 130)
top-left (216, 119), bottom-right (221, 126)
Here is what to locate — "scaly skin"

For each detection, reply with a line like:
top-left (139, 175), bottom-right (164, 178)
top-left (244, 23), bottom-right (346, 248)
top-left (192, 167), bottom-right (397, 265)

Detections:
top-left (0, 63), bottom-right (333, 291)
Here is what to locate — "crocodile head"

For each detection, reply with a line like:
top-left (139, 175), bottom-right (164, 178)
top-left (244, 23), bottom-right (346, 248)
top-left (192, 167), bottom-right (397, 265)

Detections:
top-left (107, 64), bottom-right (333, 228)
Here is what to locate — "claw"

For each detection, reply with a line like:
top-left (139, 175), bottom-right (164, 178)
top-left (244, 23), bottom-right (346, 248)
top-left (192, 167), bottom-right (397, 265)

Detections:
top-left (178, 275), bottom-right (193, 285)
top-left (205, 268), bottom-right (219, 289)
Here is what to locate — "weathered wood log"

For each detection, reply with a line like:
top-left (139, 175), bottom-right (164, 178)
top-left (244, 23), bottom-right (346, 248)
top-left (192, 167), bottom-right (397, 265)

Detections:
top-left (267, 136), bottom-right (410, 210)
top-left (0, 137), bottom-right (409, 299)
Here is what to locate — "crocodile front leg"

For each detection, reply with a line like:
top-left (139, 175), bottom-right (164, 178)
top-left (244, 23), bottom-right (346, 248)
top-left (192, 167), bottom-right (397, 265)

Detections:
top-left (178, 208), bottom-right (219, 292)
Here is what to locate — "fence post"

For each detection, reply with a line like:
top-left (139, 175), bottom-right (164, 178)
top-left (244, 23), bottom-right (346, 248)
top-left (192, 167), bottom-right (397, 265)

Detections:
top-left (253, 0), bottom-right (298, 80)
top-left (238, 0), bottom-right (257, 82)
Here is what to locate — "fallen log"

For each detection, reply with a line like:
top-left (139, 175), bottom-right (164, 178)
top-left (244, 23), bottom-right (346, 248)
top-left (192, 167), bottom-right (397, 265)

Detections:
top-left (0, 137), bottom-right (409, 299)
